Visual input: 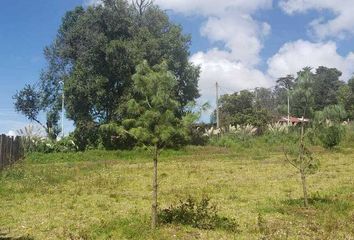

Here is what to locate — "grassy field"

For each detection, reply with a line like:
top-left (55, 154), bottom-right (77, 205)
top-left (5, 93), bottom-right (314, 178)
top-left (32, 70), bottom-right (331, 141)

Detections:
top-left (0, 140), bottom-right (354, 239)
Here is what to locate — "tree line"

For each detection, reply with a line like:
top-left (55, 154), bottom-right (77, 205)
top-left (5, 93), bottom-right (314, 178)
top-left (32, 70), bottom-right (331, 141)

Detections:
top-left (217, 66), bottom-right (354, 131)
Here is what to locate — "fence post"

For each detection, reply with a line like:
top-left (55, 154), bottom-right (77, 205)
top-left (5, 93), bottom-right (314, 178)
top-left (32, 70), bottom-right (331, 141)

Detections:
top-left (0, 135), bottom-right (23, 170)
top-left (9, 136), bottom-right (13, 163)
top-left (4, 136), bottom-right (9, 167)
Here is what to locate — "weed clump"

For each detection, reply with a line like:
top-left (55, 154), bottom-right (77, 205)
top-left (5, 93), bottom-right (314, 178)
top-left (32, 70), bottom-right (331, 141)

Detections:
top-left (159, 196), bottom-right (239, 232)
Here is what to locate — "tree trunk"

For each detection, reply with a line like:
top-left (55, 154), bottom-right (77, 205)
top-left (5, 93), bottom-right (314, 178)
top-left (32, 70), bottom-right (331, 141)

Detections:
top-left (300, 169), bottom-right (309, 208)
top-left (151, 145), bottom-right (158, 229)
top-left (299, 122), bottom-right (309, 207)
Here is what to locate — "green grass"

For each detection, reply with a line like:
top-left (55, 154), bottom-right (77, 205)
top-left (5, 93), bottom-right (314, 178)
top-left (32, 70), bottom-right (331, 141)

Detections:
top-left (0, 144), bottom-right (353, 239)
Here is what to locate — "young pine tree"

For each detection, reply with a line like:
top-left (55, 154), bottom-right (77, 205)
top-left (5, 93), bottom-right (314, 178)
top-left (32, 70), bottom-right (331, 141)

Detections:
top-left (126, 60), bottom-right (195, 229)
top-left (283, 122), bottom-right (319, 207)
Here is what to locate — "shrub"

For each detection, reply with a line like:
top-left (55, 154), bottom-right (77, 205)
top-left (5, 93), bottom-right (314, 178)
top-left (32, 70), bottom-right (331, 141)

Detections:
top-left (21, 136), bottom-right (79, 154)
top-left (159, 196), bottom-right (239, 232)
top-left (188, 125), bottom-right (209, 146)
top-left (53, 137), bottom-right (78, 152)
top-left (319, 125), bottom-right (345, 149)
top-left (72, 122), bottom-right (99, 151)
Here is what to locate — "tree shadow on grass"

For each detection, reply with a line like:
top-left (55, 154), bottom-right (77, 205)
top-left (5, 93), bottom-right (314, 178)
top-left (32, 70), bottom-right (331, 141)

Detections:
top-left (279, 196), bottom-right (353, 215)
top-left (0, 232), bottom-right (34, 240)
top-left (282, 196), bottom-right (333, 206)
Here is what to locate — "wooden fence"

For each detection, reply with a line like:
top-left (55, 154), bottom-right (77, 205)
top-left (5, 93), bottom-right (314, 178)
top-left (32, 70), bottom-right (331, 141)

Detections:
top-left (0, 134), bottom-right (24, 170)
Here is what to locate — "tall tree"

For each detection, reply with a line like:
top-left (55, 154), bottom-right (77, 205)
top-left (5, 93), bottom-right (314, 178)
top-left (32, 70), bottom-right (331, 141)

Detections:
top-left (14, 0), bottom-right (199, 147)
top-left (337, 84), bottom-right (353, 119)
top-left (254, 87), bottom-right (276, 115)
top-left (312, 66), bottom-right (342, 110)
top-left (291, 67), bottom-right (315, 118)
top-left (43, 0), bottom-right (199, 125)
top-left (219, 90), bottom-right (270, 129)
top-left (274, 75), bottom-right (295, 117)
top-left (276, 74), bottom-right (295, 90)
top-left (126, 61), bottom-right (194, 229)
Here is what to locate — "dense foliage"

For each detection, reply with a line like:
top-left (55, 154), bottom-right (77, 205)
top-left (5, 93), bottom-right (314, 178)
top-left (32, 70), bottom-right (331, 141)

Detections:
top-left (14, 0), bottom-right (200, 148)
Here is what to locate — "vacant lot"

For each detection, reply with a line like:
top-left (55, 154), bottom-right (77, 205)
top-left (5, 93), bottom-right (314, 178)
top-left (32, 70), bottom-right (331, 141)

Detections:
top-left (0, 144), bottom-right (353, 239)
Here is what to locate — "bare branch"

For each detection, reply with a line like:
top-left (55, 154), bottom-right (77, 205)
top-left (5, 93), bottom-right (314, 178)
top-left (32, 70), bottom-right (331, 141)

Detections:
top-left (132, 0), bottom-right (152, 16)
top-left (283, 145), bottom-right (300, 170)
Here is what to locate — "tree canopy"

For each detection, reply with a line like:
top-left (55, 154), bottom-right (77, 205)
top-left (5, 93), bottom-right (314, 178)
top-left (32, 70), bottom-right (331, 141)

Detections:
top-left (14, 0), bottom-right (200, 142)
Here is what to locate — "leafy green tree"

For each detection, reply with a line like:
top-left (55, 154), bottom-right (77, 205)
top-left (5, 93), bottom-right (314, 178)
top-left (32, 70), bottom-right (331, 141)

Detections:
top-left (40, 0), bottom-right (199, 126)
top-left (319, 125), bottom-right (344, 149)
top-left (125, 61), bottom-right (195, 229)
top-left (254, 87), bottom-right (276, 114)
top-left (276, 74), bottom-right (295, 90)
top-left (219, 90), bottom-right (271, 131)
top-left (349, 76), bottom-right (354, 92)
top-left (14, 0), bottom-right (199, 148)
top-left (291, 67), bottom-right (315, 118)
top-left (315, 105), bottom-right (347, 123)
top-left (314, 105), bottom-right (347, 149)
top-left (312, 67), bottom-right (342, 111)
top-left (337, 78), bottom-right (354, 119)
top-left (13, 84), bottom-right (61, 140)
top-left (14, 85), bottom-right (42, 127)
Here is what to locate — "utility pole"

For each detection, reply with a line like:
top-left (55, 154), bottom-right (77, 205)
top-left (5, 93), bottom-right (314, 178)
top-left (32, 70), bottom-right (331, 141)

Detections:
top-left (216, 82), bottom-right (220, 129)
top-left (286, 87), bottom-right (290, 126)
top-left (60, 81), bottom-right (65, 139)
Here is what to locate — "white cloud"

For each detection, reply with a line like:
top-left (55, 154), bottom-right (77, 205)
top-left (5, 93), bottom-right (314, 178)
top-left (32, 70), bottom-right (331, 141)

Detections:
top-left (267, 40), bottom-right (354, 80)
top-left (156, 0), bottom-right (272, 66)
top-left (154, 0), bottom-right (274, 106)
top-left (154, 0), bottom-right (272, 16)
top-left (200, 14), bottom-right (271, 65)
top-left (279, 0), bottom-right (354, 39)
top-left (83, 0), bottom-right (102, 6)
top-left (192, 50), bottom-right (272, 103)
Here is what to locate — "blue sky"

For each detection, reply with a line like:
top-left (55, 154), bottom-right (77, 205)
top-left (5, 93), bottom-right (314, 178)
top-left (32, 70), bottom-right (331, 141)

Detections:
top-left (1, 0), bottom-right (354, 134)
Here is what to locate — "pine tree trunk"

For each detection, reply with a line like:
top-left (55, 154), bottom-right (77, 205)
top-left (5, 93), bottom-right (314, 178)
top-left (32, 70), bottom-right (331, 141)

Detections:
top-left (299, 122), bottom-right (308, 208)
top-left (151, 145), bottom-right (158, 229)
top-left (300, 169), bottom-right (309, 208)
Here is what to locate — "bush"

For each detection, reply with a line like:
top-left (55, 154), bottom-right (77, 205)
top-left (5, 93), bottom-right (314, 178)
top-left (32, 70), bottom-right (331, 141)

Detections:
top-left (53, 137), bottom-right (79, 152)
top-left (72, 122), bottom-right (99, 151)
top-left (159, 196), bottom-right (239, 232)
top-left (319, 125), bottom-right (345, 149)
top-left (21, 136), bottom-right (79, 154)
top-left (188, 126), bottom-right (209, 146)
